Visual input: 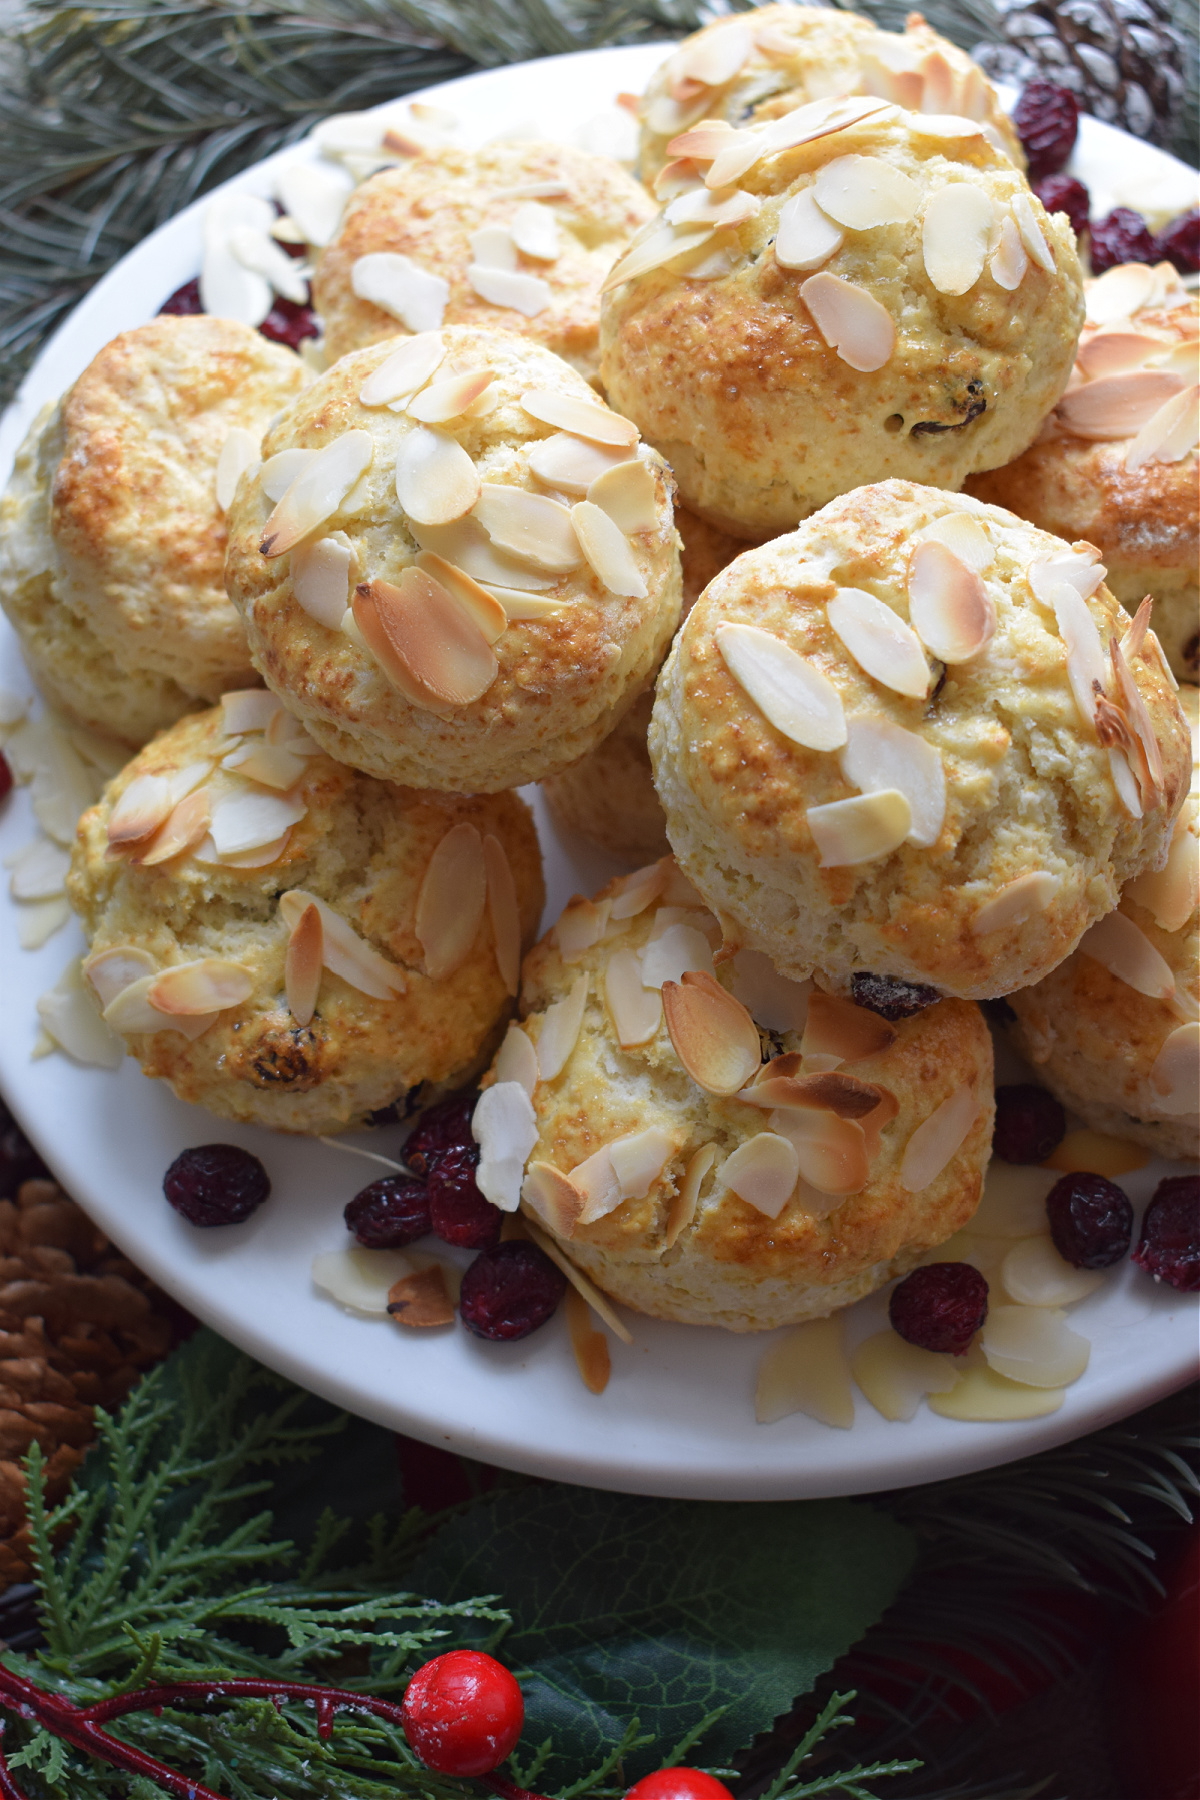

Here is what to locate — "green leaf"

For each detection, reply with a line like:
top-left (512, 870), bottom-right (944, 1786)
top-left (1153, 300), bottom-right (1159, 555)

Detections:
top-left (410, 1486), bottom-right (914, 1784)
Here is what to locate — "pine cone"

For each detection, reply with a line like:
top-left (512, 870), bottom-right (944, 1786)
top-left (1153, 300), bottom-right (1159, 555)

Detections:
top-left (974, 0), bottom-right (1186, 146)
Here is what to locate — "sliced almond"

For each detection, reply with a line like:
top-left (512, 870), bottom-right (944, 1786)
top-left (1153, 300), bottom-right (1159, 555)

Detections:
top-left (1011, 188), bottom-right (1055, 274)
top-left (666, 120), bottom-right (741, 160)
top-left (665, 1141), bottom-right (716, 1248)
top-left (676, 20), bottom-right (752, 86)
top-left (716, 622), bottom-right (847, 750)
top-left (602, 223), bottom-right (717, 291)
top-left (415, 822), bottom-right (487, 981)
top-left (220, 688), bottom-right (281, 734)
top-left (396, 425), bottom-right (479, 526)
top-left (467, 264), bottom-right (552, 315)
top-left (1111, 637), bottom-right (1164, 800)
top-left (1029, 548), bottom-right (1106, 605)
top-left (770, 1106), bottom-right (870, 1196)
top-left (472, 1079), bottom-right (538, 1210)
top-left (275, 158), bottom-right (352, 248)
top-left (36, 956), bottom-right (124, 1068)
top-left (981, 1305), bottom-right (1089, 1388)
top-left (1125, 383), bottom-right (1200, 470)
top-left (929, 1354), bottom-right (1065, 1421)
top-left (921, 182), bottom-right (993, 295)
top-left (83, 945), bottom-right (158, 1009)
top-left (9, 837), bottom-right (70, 900)
top-left (1149, 1021), bottom-right (1200, 1114)
top-left (970, 870), bottom-right (1060, 937)
top-left (755, 1316), bottom-right (854, 1428)
top-left (279, 888), bottom-right (406, 1000)
top-left (774, 188), bottom-right (844, 272)
top-left (137, 787), bottom-right (212, 866)
top-left (101, 975), bottom-right (174, 1036)
top-left (201, 830), bottom-right (292, 871)
top-left (107, 773), bottom-right (174, 847)
top-left (662, 969), bottom-right (761, 1096)
top-left (814, 154), bottom-right (920, 230)
top-left (408, 518), bottom-right (556, 591)
top-left (351, 251), bottom-right (448, 331)
top-left (482, 833), bottom-right (521, 996)
top-left (826, 587), bottom-right (929, 699)
top-left (1057, 370), bottom-right (1184, 440)
top-left (1085, 261), bottom-right (1157, 325)
top-left (709, 94), bottom-right (893, 189)
top-left (387, 1264), bottom-right (456, 1328)
top-left (1078, 908), bottom-right (1175, 999)
top-left (285, 901), bottom-right (322, 1026)
top-left (907, 539), bottom-right (996, 663)
top-left (358, 331), bottom-right (445, 406)
top-left (292, 533), bottom-right (356, 629)
top-left (608, 1125), bottom-right (676, 1202)
top-left (407, 368), bottom-right (494, 424)
top-left (570, 500), bottom-right (647, 598)
top-left (802, 990), bottom-right (896, 1064)
top-left (522, 1161), bottom-right (584, 1237)
top-left (800, 272), bottom-right (894, 371)
top-left (520, 390), bottom-right (637, 448)
top-left (215, 426), bottom-right (259, 513)
top-left (260, 430), bottom-right (374, 558)
top-left (1126, 817), bottom-right (1199, 932)
top-left (473, 485), bottom-right (581, 573)
top-left (913, 510), bottom-right (993, 572)
top-left (148, 957), bottom-right (254, 1016)
top-left (569, 1146), bottom-right (621, 1223)
top-left (528, 433), bottom-right (628, 496)
top-left (609, 860), bottom-right (670, 920)
top-left (564, 1286), bottom-right (610, 1394)
top-left (536, 973), bottom-right (589, 1081)
top-left (717, 1132), bottom-right (799, 1218)
top-left (742, 1064), bottom-right (885, 1120)
top-left (1000, 1237), bottom-right (1105, 1308)
top-left (1078, 328), bottom-right (1169, 380)
top-left (493, 1023), bottom-right (538, 1097)
top-left (261, 448), bottom-right (316, 503)
top-left (839, 715), bottom-right (945, 849)
top-left (605, 947), bottom-right (663, 1046)
top-left (555, 895), bottom-right (611, 962)
top-left (585, 460), bottom-right (658, 534)
top-left (1045, 1128), bottom-right (1149, 1176)
top-left (469, 224), bottom-right (517, 271)
top-left (413, 552), bottom-right (507, 644)
top-left (222, 739), bottom-right (308, 790)
top-left (851, 1331), bottom-right (958, 1422)
top-left (1049, 580), bottom-right (1108, 731)
top-left (353, 572), bottom-right (497, 710)
top-left (807, 789), bottom-right (911, 867)
top-left (508, 199), bottom-right (561, 261)
top-left (988, 213), bottom-right (1028, 290)
top-left (664, 185), bottom-right (761, 229)
top-left (899, 1082), bottom-right (977, 1192)
top-left (209, 787), bottom-right (306, 857)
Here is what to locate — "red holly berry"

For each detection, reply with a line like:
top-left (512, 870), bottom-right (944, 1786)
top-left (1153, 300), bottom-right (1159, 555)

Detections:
top-left (1012, 82), bottom-right (1079, 183)
top-left (401, 1650), bottom-right (524, 1776)
top-left (1089, 207), bottom-right (1156, 274)
top-left (626, 1771), bottom-right (735, 1800)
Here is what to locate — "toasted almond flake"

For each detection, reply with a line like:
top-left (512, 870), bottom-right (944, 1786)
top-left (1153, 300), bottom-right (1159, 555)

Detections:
top-left (570, 500), bottom-right (647, 598)
top-left (929, 1353), bottom-right (1065, 1420)
top-left (1046, 1128), bottom-right (1149, 1176)
top-left (1030, 548), bottom-right (1107, 605)
top-left (220, 689), bottom-right (282, 735)
top-left (1011, 188), bottom-right (1055, 273)
top-left (646, 904), bottom-right (720, 948)
top-left (1049, 580), bottom-right (1107, 730)
top-left (664, 184), bottom-right (761, 229)
top-left (407, 368), bottom-right (494, 424)
top-left (107, 773), bottom-right (174, 847)
top-left (603, 223), bottom-right (717, 290)
top-left (604, 947), bottom-right (663, 1046)
top-left (395, 426), bottom-right (480, 527)
top-left (354, 572), bottom-right (498, 710)
top-left (921, 182), bottom-right (993, 294)
top-left (473, 484), bottom-right (582, 574)
top-left (414, 821), bottom-right (487, 981)
top-left (710, 94), bottom-right (893, 189)
top-left (491, 590), bottom-right (568, 620)
top-left (730, 950), bottom-right (811, 1033)
top-left (1126, 817), bottom-right (1199, 932)
top-left (289, 530), bottom-right (355, 629)
top-left (908, 109), bottom-right (985, 138)
top-left (505, 200), bottom-right (559, 261)
top-left (608, 1125), bottom-right (677, 1201)
top-left (770, 1106), bottom-right (871, 1195)
top-left (1111, 637), bottom-right (1164, 798)
top-left (826, 587), bottom-right (930, 698)
top-left (209, 787), bottom-right (306, 856)
top-left (677, 19), bottom-right (752, 85)
top-left (755, 1315), bottom-right (854, 1427)
top-left (716, 622), bottom-right (847, 750)
top-left (988, 212), bottom-right (1029, 290)
top-left (352, 251), bottom-right (448, 330)
top-left (972, 1162), bottom-right (1060, 1236)
top-left (228, 220), bottom-right (311, 304)
top-left (520, 390), bottom-right (638, 448)
top-left (1058, 369), bottom-right (1184, 440)
top-left (665, 1141), bottom-right (716, 1248)
top-left (482, 833), bottom-right (521, 996)
top-left (413, 552), bottom-right (507, 644)
top-left (528, 433), bottom-right (628, 496)
top-left (387, 1264), bottom-right (455, 1328)
top-left (215, 426), bottom-right (260, 512)
top-left (1125, 383), bottom-right (1200, 470)
top-left (536, 973), bottom-right (588, 1081)
top-left (260, 430), bottom-right (374, 558)
top-left (567, 1146), bottom-right (620, 1222)
top-left (807, 789), bottom-right (911, 867)
top-left (638, 922), bottom-right (715, 990)
top-left (1079, 909), bottom-right (1175, 999)
top-left (222, 739), bottom-right (308, 791)
top-left (1000, 1236), bottom-right (1105, 1308)
top-left (83, 946), bottom-right (157, 1009)
top-left (472, 1080), bottom-right (538, 1210)
top-left (148, 957), bottom-right (254, 1016)
top-left (969, 870), bottom-right (1061, 939)
top-left (913, 511), bottom-right (994, 572)
top-left (800, 271), bottom-right (894, 371)
top-left (555, 894), bottom-right (611, 961)
top-left (467, 263), bottom-right (552, 316)
top-left (564, 1286), bottom-right (610, 1393)
top-left (1086, 263), bottom-right (1157, 326)
top-left (1078, 328), bottom-right (1169, 380)
top-left (493, 1025), bottom-right (538, 1098)
top-left (522, 1161), bottom-right (584, 1237)
top-left (8, 837), bottom-right (70, 900)
top-left (260, 449), bottom-right (315, 502)
top-left (667, 120), bottom-right (740, 160)
top-left (585, 460), bottom-right (658, 534)
top-left (852, 1331), bottom-right (958, 1421)
top-left (411, 515), bottom-right (555, 591)
top-left (1106, 743), bottom-right (1143, 818)
top-left (1149, 1022), bottom-right (1200, 1113)
top-left (654, 158), bottom-right (705, 202)
top-left (469, 224), bottom-right (517, 271)
top-left (899, 1082), bottom-right (977, 1192)
top-left (204, 830), bottom-right (292, 871)
top-left (981, 1305), bottom-right (1089, 1388)
top-left (717, 1132), bottom-right (799, 1217)
top-left (610, 860), bottom-right (670, 920)
top-left (312, 1245), bottom-right (416, 1315)
top-left (358, 333), bottom-right (446, 408)
top-left (839, 715), bottom-right (945, 848)
top-left (662, 969), bottom-right (761, 1096)
top-left (908, 539), bottom-right (996, 663)
top-left (279, 888), bottom-right (405, 1000)
top-left (101, 975), bottom-right (175, 1036)
top-left (802, 990), bottom-right (897, 1064)
top-left (1147, 342), bottom-right (1200, 380)
top-left (138, 788), bottom-right (212, 866)
top-left (646, 88), bottom-right (712, 136)
top-left (774, 188), bottom-right (844, 272)
top-left (36, 956), bottom-right (125, 1069)
top-left (741, 1064), bottom-right (884, 1119)
top-left (814, 154), bottom-right (921, 230)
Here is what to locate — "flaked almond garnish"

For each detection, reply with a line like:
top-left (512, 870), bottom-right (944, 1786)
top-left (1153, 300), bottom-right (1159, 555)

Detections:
top-left (261, 430), bottom-right (374, 558)
top-left (607, 1126), bottom-right (676, 1203)
top-left (644, 89), bottom-right (711, 137)
top-left (493, 1023), bottom-right (538, 1097)
top-left (675, 19), bottom-right (752, 85)
top-left (215, 426), bottom-right (259, 513)
top-left (1078, 908), bottom-right (1175, 999)
top-left (220, 688), bottom-right (281, 734)
top-left (730, 950), bottom-right (811, 1033)
top-left (358, 331), bottom-right (445, 407)
top-left (137, 788), bottom-right (212, 866)
top-left (522, 1161), bottom-right (584, 1237)
top-left (509, 199), bottom-right (561, 261)
top-left (201, 829), bottom-right (292, 870)
top-left (395, 425), bottom-right (479, 526)
top-left (407, 368), bottom-right (495, 424)
top-left (852, 1331), bottom-right (958, 1422)
top-left (148, 957), bottom-right (254, 1016)
top-left (274, 158), bottom-right (351, 248)
top-left (1000, 1236), bottom-right (1104, 1308)
top-left (610, 860), bottom-right (670, 920)
top-left (667, 120), bottom-right (740, 160)
top-left (413, 552), bottom-right (506, 644)
top-left (981, 1305), bottom-right (1089, 1388)
top-left (602, 223), bottom-right (717, 290)
top-left (467, 263), bottom-right (552, 316)
top-left (481, 832), bottom-right (521, 996)
top-left (412, 515), bottom-right (555, 592)
top-left (1011, 189), bottom-right (1055, 273)
top-left (489, 590), bottom-right (568, 621)
top-left (107, 773), bottom-right (174, 847)
top-left (665, 1141), bottom-right (716, 1248)
top-left (564, 1285), bottom-right (610, 1394)
top-left (1103, 736), bottom-right (1143, 820)
top-left (1111, 637), bottom-right (1164, 799)
top-left (568, 1146), bottom-right (619, 1222)
top-left (1085, 261), bottom-right (1157, 325)
top-left (1125, 383), bottom-right (1200, 470)
top-left (351, 251), bottom-right (449, 331)
top-left (555, 894), bottom-right (611, 961)
top-left (708, 94), bottom-right (893, 189)
top-left (907, 538), bottom-right (996, 663)
top-left (1049, 580), bottom-right (1107, 730)
top-left (988, 214), bottom-right (1028, 290)
top-left (292, 533), bottom-right (356, 629)
top-left (473, 484), bottom-right (581, 572)
top-left (802, 989), bottom-right (896, 1064)
top-left (662, 969), bottom-right (761, 1096)
top-left (1078, 328), bottom-right (1170, 380)
top-left (826, 587), bottom-right (929, 698)
top-left (279, 888), bottom-right (406, 1000)
top-left (807, 789), bottom-right (911, 867)
top-left (814, 154), bottom-right (920, 230)
top-left (1028, 547), bottom-right (1106, 604)
top-left (1147, 340), bottom-right (1200, 379)
top-left (716, 622), bottom-right (847, 750)
top-left (209, 787), bottom-right (306, 857)
top-left (664, 185), bottom-right (760, 230)
top-left (387, 1264), bottom-right (456, 1328)
top-left (261, 448), bottom-right (316, 503)
top-left (717, 1132), bottom-right (799, 1218)
top-left (774, 188), bottom-right (844, 271)
top-left (528, 432), bottom-right (628, 495)
top-left (222, 739), bottom-right (308, 791)
top-left (741, 1060), bottom-right (883, 1115)
top-left (1057, 369), bottom-right (1184, 439)
top-left (770, 1105), bottom-right (870, 1195)
top-left (800, 272), bottom-right (894, 371)
top-left (354, 572), bottom-right (498, 711)
top-left (536, 973), bottom-right (589, 1081)
top-left (654, 157), bottom-right (705, 202)
top-left (83, 945), bottom-right (157, 1009)
top-left (839, 715), bottom-right (945, 848)
top-left (586, 459), bottom-right (658, 534)
top-left (1045, 1128), bottom-right (1149, 1176)
top-left (521, 389), bottom-right (638, 447)
top-left (472, 1080), bottom-right (538, 1210)
top-left (899, 1082), bottom-right (977, 1192)
top-left (415, 821), bottom-right (487, 981)
top-left (913, 511), bottom-right (993, 572)
top-left (756, 1315), bottom-right (854, 1428)
top-left (469, 224), bottom-right (517, 271)
top-left (970, 870), bottom-right (1060, 937)
top-left (908, 110), bottom-right (985, 138)
top-left (920, 182), bottom-right (993, 294)
top-left (605, 946), bottom-right (663, 1046)
top-left (103, 974), bottom-right (215, 1039)
top-left (570, 499), bottom-right (647, 598)
top-left (1150, 1021), bottom-right (1200, 1113)
top-left (930, 1352), bottom-right (1065, 1422)
top-left (285, 901), bottom-right (322, 1026)
top-left (1126, 815), bottom-right (1199, 933)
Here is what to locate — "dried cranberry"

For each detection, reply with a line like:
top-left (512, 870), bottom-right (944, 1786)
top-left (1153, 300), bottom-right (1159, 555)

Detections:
top-left (163, 1144), bottom-right (270, 1227)
top-left (889, 1262), bottom-right (988, 1355)
top-left (1132, 1176), bottom-right (1200, 1292)
top-left (1090, 208), bottom-right (1156, 275)
top-left (1033, 174), bottom-right (1090, 241)
top-left (0, 750), bottom-right (12, 804)
top-left (404, 1091), bottom-right (476, 1178)
top-left (1155, 210), bottom-right (1200, 275)
top-left (459, 1241), bottom-right (567, 1341)
top-left (1012, 82), bottom-right (1079, 183)
top-left (0, 1101), bottom-right (48, 1199)
top-left (428, 1144), bottom-right (502, 1250)
top-left (344, 1176), bottom-right (431, 1248)
top-left (627, 1774), bottom-right (735, 1800)
top-left (1046, 1172), bottom-right (1132, 1268)
top-left (993, 1083), bottom-right (1066, 1164)
top-left (402, 1650), bottom-right (524, 1776)
top-left (259, 295), bottom-right (320, 351)
top-left (849, 972), bottom-right (940, 1020)
top-left (159, 277), bottom-right (203, 315)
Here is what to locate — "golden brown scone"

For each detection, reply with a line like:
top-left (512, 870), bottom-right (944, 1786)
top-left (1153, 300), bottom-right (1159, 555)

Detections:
top-left (311, 141), bottom-right (656, 375)
top-left (540, 507), bottom-right (748, 862)
top-left (639, 6), bottom-right (1021, 183)
top-left (601, 105), bottom-right (1082, 539)
top-left (67, 699), bottom-right (544, 1134)
top-left (650, 480), bottom-right (1191, 1001)
top-left (0, 317), bottom-right (310, 746)
top-left (1008, 687), bottom-right (1199, 1160)
top-left (967, 269), bottom-right (1199, 684)
top-left (476, 860), bottom-right (993, 1330)
top-left (224, 326), bottom-right (682, 793)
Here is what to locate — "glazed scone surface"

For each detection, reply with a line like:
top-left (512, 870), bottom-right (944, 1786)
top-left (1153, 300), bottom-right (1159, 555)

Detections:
top-left (312, 141), bottom-right (656, 375)
top-left (0, 317), bottom-right (310, 745)
top-left (68, 701), bottom-right (544, 1134)
top-left (499, 861), bottom-right (993, 1330)
top-left (224, 326), bottom-right (682, 792)
top-left (650, 480), bottom-right (1191, 999)
top-left (602, 105), bottom-right (1083, 538)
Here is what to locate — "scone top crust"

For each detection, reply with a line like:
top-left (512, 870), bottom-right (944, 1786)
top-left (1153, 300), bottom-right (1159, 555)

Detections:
top-left (649, 480), bottom-right (1191, 1000)
top-left (68, 701), bottom-right (544, 1135)
top-left (493, 858), bottom-right (993, 1332)
top-left (224, 326), bottom-right (682, 793)
top-left (311, 140), bottom-right (656, 373)
top-left (637, 5), bottom-right (1022, 183)
top-left (601, 106), bottom-right (1083, 538)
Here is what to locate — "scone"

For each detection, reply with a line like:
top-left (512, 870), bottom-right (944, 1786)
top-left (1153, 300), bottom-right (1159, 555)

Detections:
top-left (650, 480), bottom-right (1191, 1001)
top-left (224, 325), bottom-right (682, 793)
top-left (311, 141), bottom-right (656, 375)
top-left (1008, 686), bottom-right (1199, 1161)
top-left (638, 5), bottom-right (1022, 183)
top-left (540, 507), bottom-right (746, 862)
top-left (967, 264), bottom-right (1199, 683)
top-left (601, 102), bottom-right (1083, 538)
top-left (68, 696), bottom-right (544, 1134)
top-left (0, 316), bottom-right (310, 746)
top-left (472, 859), bottom-right (993, 1330)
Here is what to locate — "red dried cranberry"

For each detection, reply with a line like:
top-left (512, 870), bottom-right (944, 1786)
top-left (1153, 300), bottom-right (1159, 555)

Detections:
top-left (1032, 174), bottom-right (1090, 242)
top-left (163, 1144), bottom-right (270, 1227)
top-left (344, 1176), bottom-right (430, 1248)
top-left (627, 1774), bottom-right (735, 1800)
top-left (1090, 208), bottom-right (1156, 275)
top-left (401, 1650), bottom-right (524, 1776)
top-left (259, 295), bottom-right (320, 351)
top-left (1046, 1172), bottom-right (1132, 1268)
top-left (1012, 82), bottom-right (1079, 183)
top-left (993, 1083), bottom-right (1066, 1164)
top-left (404, 1091), bottom-right (476, 1178)
top-left (159, 277), bottom-right (203, 315)
top-left (0, 1101), bottom-right (48, 1198)
top-left (428, 1144), bottom-right (502, 1250)
top-left (1132, 1176), bottom-right (1200, 1292)
top-left (1155, 210), bottom-right (1200, 275)
top-left (889, 1262), bottom-right (988, 1355)
top-left (0, 750), bottom-right (12, 804)
top-left (850, 972), bottom-right (940, 1019)
top-left (459, 1241), bottom-right (567, 1341)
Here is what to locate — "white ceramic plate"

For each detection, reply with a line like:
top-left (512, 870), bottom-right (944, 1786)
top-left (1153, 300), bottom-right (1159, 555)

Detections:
top-left (1, 44), bottom-right (1196, 1500)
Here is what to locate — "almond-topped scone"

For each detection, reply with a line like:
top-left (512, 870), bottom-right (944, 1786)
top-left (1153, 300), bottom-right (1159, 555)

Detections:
top-left (1008, 686), bottom-right (1199, 1161)
top-left (223, 325), bottom-right (682, 792)
top-left (67, 696), bottom-right (543, 1134)
top-left (0, 316), bottom-right (310, 747)
top-left (601, 102), bottom-right (1082, 538)
top-left (967, 263), bottom-right (1199, 683)
top-left (311, 140), bottom-right (656, 376)
top-left (470, 860), bottom-right (993, 1330)
top-left (637, 4), bottom-right (1022, 184)
top-left (650, 480), bottom-right (1190, 1001)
